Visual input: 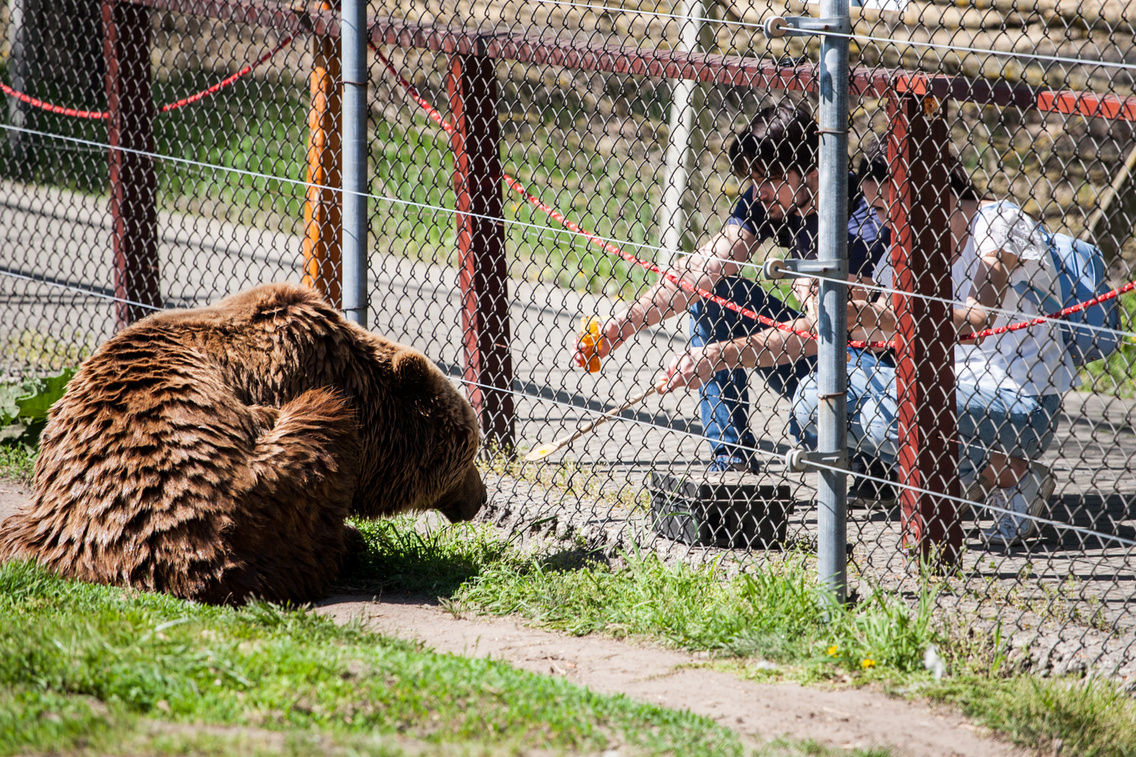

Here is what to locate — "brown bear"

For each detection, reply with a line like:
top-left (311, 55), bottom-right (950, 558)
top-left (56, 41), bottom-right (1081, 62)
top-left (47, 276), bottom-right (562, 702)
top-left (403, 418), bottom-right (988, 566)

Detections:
top-left (0, 282), bottom-right (486, 604)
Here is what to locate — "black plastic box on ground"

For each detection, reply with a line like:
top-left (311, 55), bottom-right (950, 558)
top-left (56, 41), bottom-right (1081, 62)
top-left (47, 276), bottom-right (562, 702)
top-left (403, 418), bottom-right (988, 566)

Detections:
top-left (648, 471), bottom-right (793, 549)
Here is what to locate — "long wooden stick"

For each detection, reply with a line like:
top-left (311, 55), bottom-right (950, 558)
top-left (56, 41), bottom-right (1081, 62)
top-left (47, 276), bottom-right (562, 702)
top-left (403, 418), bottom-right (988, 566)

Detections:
top-left (1082, 141), bottom-right (1136, 243)
top-left (524, 384), bottom-right (660, 461)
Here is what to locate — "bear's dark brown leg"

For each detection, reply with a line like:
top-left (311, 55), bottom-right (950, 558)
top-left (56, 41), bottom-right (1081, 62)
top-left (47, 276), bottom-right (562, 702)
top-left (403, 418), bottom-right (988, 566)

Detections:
top-left (203, 387), bottom-right (362, 604)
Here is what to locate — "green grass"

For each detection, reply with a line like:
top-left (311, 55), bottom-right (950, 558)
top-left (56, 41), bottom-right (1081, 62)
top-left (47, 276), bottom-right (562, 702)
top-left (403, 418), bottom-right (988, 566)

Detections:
top-left (0, 559), bottom-right (745, 757)
top-left (346, 517), bottom-right (1136, 757)
top-left (0, 63), bottom-right (311, 224)
top-left (0, 443), bottom-right (36, 483)
top-left (1082, 291), bottom-right (1136, 396)
top-left (153, 71), bottom-right (310, 227)
top-left (340, 516), bottom-right (513, 596)
top-left (344, 519), bottom-right (963, 684)
top-left (929, 676), bottom-right (1136, 757)
top-left (446, 533), bottom-right (939, 680)
top-left (371, 114), bottom-right (662, 298)
top-left (4, 505), bottom-right (1136, 756)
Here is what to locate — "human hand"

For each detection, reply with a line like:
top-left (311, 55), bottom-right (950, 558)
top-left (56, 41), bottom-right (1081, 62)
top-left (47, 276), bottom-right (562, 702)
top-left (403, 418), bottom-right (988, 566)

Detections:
top-left (572, 317), bottom-right (614, 371)
top-left (792, 277), bottom-right (819, 326)
top-left (657, 344), bottom-right (723, 393)
top-left (804, 280), bottom-right (821, 326)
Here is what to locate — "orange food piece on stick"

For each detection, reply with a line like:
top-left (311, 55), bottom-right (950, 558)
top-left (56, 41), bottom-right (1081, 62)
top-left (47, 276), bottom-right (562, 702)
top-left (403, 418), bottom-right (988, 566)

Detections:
top-left (578, 317), bottom-right (603, 372)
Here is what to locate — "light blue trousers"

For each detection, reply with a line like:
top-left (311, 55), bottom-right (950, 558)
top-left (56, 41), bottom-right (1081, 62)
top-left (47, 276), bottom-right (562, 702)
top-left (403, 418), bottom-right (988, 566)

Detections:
top-left (791, 349), bottom-right (1061, 480)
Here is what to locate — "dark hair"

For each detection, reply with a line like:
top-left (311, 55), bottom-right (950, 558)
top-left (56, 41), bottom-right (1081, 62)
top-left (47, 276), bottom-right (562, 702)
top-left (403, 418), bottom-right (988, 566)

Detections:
top-left (728, 101), bottom-right (818, 179)
top-left (858, 134), bottom-right (982, 201)
top-left (857, 136), bottom-right (889, 184)
top-left (947, 157), bottom-right (981, 201)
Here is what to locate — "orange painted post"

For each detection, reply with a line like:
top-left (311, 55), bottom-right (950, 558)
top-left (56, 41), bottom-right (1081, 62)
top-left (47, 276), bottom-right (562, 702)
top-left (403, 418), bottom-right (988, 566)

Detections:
top-left (887, 94), bottom-right (962, 570)
top-left (303, 0), bottom-right (342, 307)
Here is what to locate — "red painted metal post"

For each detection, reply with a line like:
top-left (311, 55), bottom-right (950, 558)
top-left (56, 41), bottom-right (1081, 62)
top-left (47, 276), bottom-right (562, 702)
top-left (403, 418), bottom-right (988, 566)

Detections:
top-left (104, 0), bottom-right (160, 329)
top-left (449, 53), bottom-right (515, 452)
top-left (887, 94), bottom-right (962, 569)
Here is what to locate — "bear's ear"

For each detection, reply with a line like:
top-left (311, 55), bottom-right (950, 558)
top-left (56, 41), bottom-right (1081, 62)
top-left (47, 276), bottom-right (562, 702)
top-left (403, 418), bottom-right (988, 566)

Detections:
top-left (246, 283), bottom-right (316, 324)
top-left (390, 350), bottom-right (435, 394)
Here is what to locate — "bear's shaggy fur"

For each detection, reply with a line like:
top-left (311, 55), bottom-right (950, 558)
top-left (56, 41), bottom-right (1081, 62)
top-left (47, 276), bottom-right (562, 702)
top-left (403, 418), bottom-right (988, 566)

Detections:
top-left (0, 283), bottom-right (485, 604)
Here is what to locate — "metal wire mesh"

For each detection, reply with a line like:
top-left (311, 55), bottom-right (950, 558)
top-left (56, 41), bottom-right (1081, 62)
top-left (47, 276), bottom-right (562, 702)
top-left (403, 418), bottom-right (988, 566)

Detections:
top-left (3, 0), bottom-right (1136, 683)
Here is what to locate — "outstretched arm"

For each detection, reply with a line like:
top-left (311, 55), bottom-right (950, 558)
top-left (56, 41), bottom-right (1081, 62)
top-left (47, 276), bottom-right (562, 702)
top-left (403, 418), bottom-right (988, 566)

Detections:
top-left (572, 224), bottom-right (760, 367)
top-left (658, 285), bottom-right (900, 393)
top-left (658, 315), bottom-right (818, 392)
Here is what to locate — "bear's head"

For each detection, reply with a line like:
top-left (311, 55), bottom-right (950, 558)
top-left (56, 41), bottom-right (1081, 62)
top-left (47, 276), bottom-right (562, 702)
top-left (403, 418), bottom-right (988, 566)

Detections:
top-left (387, 348), bottom-right (487, 523)
top-left (432, 463), bottom-right (487, 523)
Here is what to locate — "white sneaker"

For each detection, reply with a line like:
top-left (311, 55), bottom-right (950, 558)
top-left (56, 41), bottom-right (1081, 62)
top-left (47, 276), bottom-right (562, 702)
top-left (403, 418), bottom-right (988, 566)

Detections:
top-left (982, 463), bottom-right (1055, 547)
top-left (957, 473), bottom-right (993, 519)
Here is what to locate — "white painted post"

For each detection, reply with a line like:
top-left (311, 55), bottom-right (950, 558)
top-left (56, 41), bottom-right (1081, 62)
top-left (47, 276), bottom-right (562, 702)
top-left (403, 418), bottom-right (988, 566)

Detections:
top-left (657, 0), bottom-right (703, 265)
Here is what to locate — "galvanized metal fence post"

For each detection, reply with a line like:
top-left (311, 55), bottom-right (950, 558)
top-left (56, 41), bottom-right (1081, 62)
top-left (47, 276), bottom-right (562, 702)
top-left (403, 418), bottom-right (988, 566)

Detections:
top-left (103, 0), bottom-right (160, 329)
top-left (887, 94), bottom-right (961, 569)
top-left (340, 0), bottom-right (367, 326)
top-left (815, 0), bottom-right (851, 603)
top-left (449, 52), bottom-right (516, 453)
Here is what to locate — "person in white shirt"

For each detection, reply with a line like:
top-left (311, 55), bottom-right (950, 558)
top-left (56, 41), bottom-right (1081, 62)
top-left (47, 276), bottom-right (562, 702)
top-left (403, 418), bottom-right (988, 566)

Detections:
top-left (807, 155), bottom-right (1074, 547)
top-left (659, 144), bottom-right (1074, 547)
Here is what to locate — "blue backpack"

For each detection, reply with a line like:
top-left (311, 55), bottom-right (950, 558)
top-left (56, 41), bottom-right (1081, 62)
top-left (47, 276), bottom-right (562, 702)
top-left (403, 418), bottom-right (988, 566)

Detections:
top-left (1017, 228), bottom-right (1120, 367)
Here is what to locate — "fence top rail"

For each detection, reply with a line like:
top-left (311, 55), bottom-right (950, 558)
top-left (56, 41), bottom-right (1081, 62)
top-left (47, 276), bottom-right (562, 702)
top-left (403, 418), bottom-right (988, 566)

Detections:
top-left (130, 0), bottom-right (312, 34)
top-left (368, 16), bottom-right (1136, 121)
top-left (123, 0), bottom-right (1136, 121)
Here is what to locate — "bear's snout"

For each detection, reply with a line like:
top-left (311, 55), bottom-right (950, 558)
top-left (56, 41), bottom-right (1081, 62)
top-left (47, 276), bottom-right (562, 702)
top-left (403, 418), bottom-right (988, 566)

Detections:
top-left (435, 465), bottom-right (486, 523)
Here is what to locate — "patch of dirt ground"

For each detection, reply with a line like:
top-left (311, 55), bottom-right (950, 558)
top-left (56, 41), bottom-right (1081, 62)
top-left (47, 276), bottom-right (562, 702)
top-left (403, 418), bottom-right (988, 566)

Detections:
top-left (316, 595), bottom-right (1025, 757)
top-left (0, 480), bottom-right (29, 528)
top-left (0, 484), bottom-right (1024, 757)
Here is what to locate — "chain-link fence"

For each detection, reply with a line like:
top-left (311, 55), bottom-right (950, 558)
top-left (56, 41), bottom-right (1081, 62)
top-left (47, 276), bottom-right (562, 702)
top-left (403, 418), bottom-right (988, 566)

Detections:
top-left (3, 0), bottom-right (1136, 683)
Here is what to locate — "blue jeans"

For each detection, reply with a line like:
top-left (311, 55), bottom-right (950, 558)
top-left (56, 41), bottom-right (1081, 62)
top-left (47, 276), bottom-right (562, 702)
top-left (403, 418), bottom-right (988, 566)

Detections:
top-left (791, 349), bottom-right (1061, 480)
top-left (689, 277), bottom-right (815, 461)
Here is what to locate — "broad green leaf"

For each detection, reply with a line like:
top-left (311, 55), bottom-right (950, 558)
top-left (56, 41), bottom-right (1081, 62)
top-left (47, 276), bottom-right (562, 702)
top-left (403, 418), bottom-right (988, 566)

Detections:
top-left (0, 368), bottom-right (76, 427)
top-left (14, 368), bottom-right (76, 421)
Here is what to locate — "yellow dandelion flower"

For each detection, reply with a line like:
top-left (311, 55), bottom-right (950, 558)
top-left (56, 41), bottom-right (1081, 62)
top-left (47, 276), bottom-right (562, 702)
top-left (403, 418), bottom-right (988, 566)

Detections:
top-left (861, 657), bottom-right (876, 669)
top-left (827, 645), bottom-right (839, 657)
